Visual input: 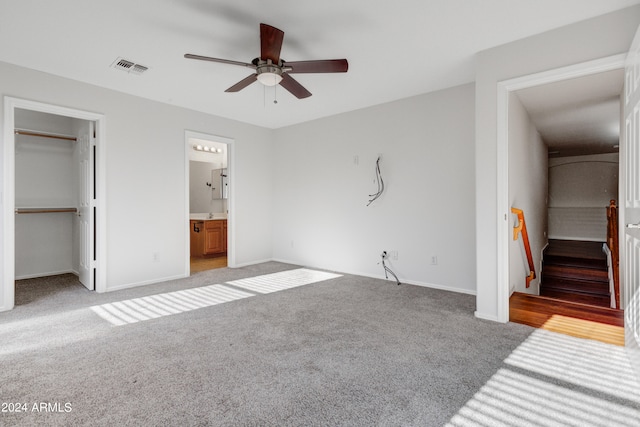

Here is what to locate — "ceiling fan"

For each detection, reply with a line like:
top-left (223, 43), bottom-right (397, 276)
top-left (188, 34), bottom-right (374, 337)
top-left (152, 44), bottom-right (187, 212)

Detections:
top-left (184, 23), bottom-right (348, 99)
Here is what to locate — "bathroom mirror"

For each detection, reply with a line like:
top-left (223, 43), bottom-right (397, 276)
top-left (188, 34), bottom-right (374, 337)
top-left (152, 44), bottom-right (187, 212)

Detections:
top-left (211, 168), bottom-right (228, 200)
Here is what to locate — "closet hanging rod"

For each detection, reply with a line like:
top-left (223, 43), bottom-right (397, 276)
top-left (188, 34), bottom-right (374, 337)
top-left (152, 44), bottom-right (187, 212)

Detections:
top-left (15, 207), bottom-right (78, 214)
top-left (14, 129), bottom-right (77, 142)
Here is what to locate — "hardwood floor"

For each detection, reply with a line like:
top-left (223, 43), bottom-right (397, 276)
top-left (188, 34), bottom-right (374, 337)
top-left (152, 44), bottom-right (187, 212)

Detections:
top-left (510, 292), bottom-right (624, 346)
top-left (190, 255), bottom-right (227, 274)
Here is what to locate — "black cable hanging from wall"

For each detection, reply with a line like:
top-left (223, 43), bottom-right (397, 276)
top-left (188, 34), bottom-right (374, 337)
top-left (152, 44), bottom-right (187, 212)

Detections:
top-left (367, 156), bottom-right (384, 206)
top-left (380, 251), bottom-right (401, 285)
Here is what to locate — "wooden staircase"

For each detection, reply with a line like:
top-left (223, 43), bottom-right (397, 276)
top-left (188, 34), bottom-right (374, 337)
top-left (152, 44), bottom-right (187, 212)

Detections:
top-left (540, 240), bottom-right (611, 308)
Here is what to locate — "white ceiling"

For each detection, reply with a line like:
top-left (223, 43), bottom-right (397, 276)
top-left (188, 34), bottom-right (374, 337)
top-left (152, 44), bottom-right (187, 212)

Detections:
top-left (0, 0), bottom-right (638, 129)
top-left (516, 69), bottom-right (624, 157)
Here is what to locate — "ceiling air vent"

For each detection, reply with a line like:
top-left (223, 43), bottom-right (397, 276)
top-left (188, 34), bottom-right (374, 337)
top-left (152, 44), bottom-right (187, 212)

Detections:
top-left (130, 64), bottom-right (148, 75)
top-left (111, 57), bottom-right (149, 75)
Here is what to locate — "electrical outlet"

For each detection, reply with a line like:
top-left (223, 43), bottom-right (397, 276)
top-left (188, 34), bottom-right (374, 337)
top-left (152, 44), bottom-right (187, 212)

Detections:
top-left (153, 252), bottom-right (160, 262)
top-left (430, 255), bottom-right (438, 265)
top-left (391, 250), bottom-right (398, 260)
top-left (353, 155), bottom-right (359, 165)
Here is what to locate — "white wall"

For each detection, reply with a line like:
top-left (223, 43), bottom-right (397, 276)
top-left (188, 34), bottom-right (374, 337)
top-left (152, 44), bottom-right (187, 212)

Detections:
top-left (273, 83), bottom-right (476, 294)
top-left (508, 93), bottom-right (548, 295)
top-left (0, 60), bottom-right (274, 310)
top-left (475, 6), bottom-right (640, 321)
top-left (548, 153), bottom-right (618, 241)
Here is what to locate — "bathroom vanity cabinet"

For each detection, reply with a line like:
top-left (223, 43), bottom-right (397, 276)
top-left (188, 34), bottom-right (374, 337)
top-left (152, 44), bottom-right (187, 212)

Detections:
top-left (190, 219), bottom-right (227, 257)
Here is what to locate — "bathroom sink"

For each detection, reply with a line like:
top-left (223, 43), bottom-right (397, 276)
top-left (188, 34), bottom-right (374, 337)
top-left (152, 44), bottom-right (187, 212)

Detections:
top-left (189, 213), bottom-right (227, 220)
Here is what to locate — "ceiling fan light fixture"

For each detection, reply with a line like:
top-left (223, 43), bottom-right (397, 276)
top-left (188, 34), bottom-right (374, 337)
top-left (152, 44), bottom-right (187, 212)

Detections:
top-left (256, 62), bottom-right (283, 86)
top-left (257, 72), bottom-right (283, 86)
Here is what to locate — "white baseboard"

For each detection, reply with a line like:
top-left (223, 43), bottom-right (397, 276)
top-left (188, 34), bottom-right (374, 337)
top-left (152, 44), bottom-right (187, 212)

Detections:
top-left (0, 302), bottom-right (14, 312)
top-left (230, 258), bottom-right (277, 268)
top-left (15, 269), bottom-right (77, 280)
top-left (474, 311), bottom-right (502, 323)
top-left (105, 273), bottom-right (188, 293)
top-left (271, 258), bottom-right (477, 296)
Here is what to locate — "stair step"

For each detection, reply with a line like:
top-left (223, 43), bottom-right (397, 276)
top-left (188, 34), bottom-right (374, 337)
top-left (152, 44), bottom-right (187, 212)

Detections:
top-left (544, 254), bottom-right (607, 270)
top-left (545, 240), bottom-right (605, 260)
top-left (540, 240), bottom-right (612, 308)
top-left (541, 276), bottom-right (609, 295)
top-left (539, 288), bottom-right (611, 308)
top-left (542, 265), bottom-right (608, 283)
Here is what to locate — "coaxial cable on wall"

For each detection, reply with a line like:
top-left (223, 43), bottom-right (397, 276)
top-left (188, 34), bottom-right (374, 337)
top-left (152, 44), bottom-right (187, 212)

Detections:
top-left (367, 156), bottom-right (384, 206)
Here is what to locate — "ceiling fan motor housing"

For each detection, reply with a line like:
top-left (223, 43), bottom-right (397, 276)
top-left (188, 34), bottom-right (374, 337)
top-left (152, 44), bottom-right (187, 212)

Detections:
top-left (255, 59), bottom-right (283, 86)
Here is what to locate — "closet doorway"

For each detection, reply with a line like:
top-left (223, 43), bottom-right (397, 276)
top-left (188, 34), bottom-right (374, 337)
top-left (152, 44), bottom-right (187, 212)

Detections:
top-left (2, 97), bottom-right (106, 311)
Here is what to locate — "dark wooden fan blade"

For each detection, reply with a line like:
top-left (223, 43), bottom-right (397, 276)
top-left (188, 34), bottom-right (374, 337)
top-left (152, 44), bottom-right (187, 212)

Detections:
top-left (280, 74), bottom-right (312, 99)
top-left (225, 74), bottom-right (258, 92)
top-left (185, 54), bottom-right (256, 69)
top-left (260, 23), bottom-right (284, 64)
top-left (284, 59), bottom-right (348, 74)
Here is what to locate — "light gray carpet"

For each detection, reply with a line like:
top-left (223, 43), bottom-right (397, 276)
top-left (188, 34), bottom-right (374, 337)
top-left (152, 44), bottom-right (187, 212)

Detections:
top-left (1, 263), bottom-right (636, 426)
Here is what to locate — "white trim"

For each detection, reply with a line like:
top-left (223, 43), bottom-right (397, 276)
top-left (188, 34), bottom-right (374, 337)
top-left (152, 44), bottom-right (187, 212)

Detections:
top-left (496, 83), bottom-right (510, 323)
top-left (2, 100), bottom-right (16, 311)
top-left (495, 54), bottom-right (626, 322)
top-left (2, 97), bottom-right (107, 311)
top-left (184, 130), bottom-right (235, 275)
top-left (234, 258), bottom-right (277, 268)
top-left (270, 258), bottom-right (478, 295)
top-left (105, 274), bottom-right (187, 292)
top-left (474, 311), bottom-right (500, 322)
top-left (377, 276), bottom-right (477, 295)
top-left (498, 54), bottom-right (626, 93)
top-left (15, 270), bottom-right (78, 281)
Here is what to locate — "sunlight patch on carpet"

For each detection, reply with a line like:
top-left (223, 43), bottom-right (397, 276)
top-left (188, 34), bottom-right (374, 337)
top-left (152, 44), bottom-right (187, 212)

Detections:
top-left (227, 268), bottom-right (342, 294)
top-left (90, 269), bottom-right (341, 326)
top-left (90, 284), bottom-right (253, 326)
top-left (447, 329), bottom-right (640, 426)
top-left (446, 368), bottom-right (640, 427)
top-left (505, 328), bottom-right (640, 401)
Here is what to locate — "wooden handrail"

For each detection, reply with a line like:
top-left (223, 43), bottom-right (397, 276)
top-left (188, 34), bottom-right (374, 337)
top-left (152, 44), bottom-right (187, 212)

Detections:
top-left (607, 199), bottom-right (620, 309)
top-left (511, 207), bottom-right (535, 288)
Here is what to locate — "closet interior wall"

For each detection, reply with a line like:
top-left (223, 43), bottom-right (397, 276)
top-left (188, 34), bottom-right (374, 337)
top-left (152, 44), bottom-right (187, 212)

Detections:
top-left (14, 109), bottom-right (87, 280)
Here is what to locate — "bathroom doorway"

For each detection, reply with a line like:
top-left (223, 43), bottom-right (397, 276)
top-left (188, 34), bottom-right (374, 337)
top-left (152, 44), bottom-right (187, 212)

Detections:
top-left (185, 131), bottom-right (234, 274)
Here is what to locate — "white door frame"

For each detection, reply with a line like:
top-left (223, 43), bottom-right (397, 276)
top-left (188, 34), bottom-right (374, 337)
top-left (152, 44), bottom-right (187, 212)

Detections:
top-left (2, 97), bottom-right (107, 311)
top-left (184, 130), bottom-right (235, 274)
top-left (495, 54), bottom-right (626, 322)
